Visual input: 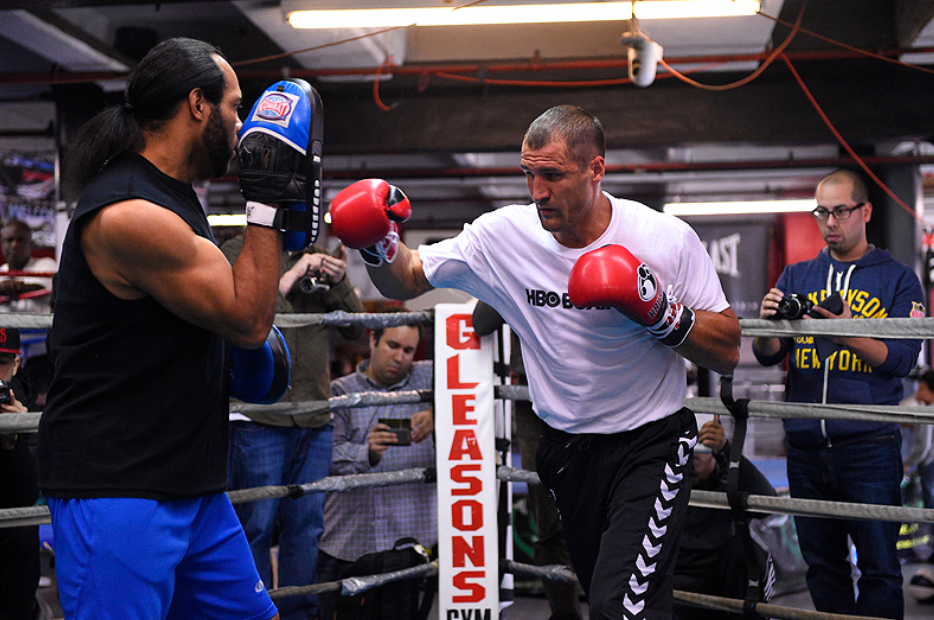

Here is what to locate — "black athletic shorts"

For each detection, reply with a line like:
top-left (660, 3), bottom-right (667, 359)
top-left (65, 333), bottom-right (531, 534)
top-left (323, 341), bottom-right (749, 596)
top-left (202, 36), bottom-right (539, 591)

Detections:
top-left (536, 409), bottom-right (697, 620)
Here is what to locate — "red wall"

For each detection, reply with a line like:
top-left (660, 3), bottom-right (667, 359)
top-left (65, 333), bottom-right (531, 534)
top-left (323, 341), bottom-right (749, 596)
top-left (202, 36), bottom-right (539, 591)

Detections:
top-left (766, 212), bottom-right (826, 287)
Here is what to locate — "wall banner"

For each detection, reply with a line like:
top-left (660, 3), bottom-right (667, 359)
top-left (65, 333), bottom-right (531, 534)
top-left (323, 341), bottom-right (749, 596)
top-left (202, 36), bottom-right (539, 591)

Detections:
top-left (690, 220), bottom-right (771, 319)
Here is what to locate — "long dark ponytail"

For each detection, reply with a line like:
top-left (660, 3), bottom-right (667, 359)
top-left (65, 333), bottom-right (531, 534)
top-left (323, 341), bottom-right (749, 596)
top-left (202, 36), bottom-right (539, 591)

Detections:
top-left (63, 37), bottom-right (226, 196)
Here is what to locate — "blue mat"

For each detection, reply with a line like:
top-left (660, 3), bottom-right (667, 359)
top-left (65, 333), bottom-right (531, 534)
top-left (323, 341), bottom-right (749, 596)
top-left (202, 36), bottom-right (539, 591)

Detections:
top-left (750, 457), bottom-right (788, 491)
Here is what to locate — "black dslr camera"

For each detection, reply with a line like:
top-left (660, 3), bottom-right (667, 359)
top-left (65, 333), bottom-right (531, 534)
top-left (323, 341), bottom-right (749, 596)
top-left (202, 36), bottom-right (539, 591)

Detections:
top-left (297, 246), bottom-right (345, 295)
top-left (773, 293), bottom-right (813, 320)
top-left (298, 265), bottom-right (330, 295)
top-left (770, 291), bottom-right (843, 320)
top-left (0, 379), bottom-right (13, 405)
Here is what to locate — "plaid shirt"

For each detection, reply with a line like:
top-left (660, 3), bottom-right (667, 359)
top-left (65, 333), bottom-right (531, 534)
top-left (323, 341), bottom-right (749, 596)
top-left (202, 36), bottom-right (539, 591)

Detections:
top-left (319, 360), bottom-right (437, 561)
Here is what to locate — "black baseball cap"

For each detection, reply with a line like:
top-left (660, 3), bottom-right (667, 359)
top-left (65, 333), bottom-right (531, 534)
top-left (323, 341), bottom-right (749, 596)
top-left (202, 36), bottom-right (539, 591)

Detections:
top-left (0, 328), bottom-right (21, 355)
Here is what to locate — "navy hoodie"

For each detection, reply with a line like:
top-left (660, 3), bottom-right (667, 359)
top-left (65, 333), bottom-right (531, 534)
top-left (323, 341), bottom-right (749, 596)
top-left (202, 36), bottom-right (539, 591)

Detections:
top-left (754, 246), bottom-right (924, 448)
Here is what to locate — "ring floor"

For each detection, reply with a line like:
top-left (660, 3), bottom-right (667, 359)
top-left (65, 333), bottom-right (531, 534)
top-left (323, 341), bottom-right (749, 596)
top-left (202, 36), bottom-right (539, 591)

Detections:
top-left (456, 562), bottom-right (934, 620)
top-left (32, 561), bottom-right (934, 619)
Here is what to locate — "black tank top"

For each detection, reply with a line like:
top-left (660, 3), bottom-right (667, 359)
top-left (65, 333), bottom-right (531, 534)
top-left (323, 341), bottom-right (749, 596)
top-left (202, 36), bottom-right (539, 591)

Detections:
top-left (39, 152), bottom-right (229, 499)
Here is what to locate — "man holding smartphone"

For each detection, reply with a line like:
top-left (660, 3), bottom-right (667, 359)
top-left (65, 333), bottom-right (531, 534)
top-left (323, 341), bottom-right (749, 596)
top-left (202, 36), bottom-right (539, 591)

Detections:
top-left (317, 309), bottom-right (435, 615)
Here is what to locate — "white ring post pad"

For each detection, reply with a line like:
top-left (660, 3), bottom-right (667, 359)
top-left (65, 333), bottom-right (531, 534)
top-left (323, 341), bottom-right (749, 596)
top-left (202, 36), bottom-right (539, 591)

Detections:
top-left (434, 304), bottom-right (500, 616)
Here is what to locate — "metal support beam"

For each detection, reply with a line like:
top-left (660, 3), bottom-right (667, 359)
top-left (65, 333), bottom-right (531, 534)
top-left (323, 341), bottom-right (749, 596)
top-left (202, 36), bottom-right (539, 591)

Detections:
top-left (318, 59), bottom-right (934, 155)
top-left (897, 0), bottom-right (934, 46)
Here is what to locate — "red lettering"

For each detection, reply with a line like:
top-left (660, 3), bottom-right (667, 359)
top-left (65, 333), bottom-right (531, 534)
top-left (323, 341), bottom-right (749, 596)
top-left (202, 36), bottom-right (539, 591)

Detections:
top-left (451, 464), bottom-right (482, 495)
top-left (452, 535), bottom-right (485, 568)
top-left (449, 429), bottom-right (483, 461)
top-left (452, 499), bottom-right (484, 531)
top-left (447, 356), bottom-right (479, 389)
top-left (452, 394), bottom-right (476, 424)
top-left (442, 310), bottom-right (492, 608)
top-left (452, 571), bottom-right (485, 603)
top-left (446, 314), bottom-right (480, 350)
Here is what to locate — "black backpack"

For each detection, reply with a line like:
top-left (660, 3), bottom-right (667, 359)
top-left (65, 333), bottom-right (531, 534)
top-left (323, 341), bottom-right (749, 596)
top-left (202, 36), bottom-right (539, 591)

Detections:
top-left (332, 537), bottom-right (434, 620)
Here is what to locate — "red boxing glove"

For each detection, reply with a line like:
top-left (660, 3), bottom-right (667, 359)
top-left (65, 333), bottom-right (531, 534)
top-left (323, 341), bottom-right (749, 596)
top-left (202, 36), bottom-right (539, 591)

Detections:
top-left (327, 179), bottom-right (411, 265)
top-left (568, 244), bottom-right (695, 347)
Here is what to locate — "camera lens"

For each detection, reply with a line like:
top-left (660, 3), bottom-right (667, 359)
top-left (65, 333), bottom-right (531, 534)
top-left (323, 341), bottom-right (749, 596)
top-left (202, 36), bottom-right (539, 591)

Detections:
top-left (0, 380), bottom-right (12, 405)
top-left (774, 294), bottom-right (813, 320)
top-left (299, 276), bottom-right (317, 294)
top-left (299, 268), bottom-right (330, 295)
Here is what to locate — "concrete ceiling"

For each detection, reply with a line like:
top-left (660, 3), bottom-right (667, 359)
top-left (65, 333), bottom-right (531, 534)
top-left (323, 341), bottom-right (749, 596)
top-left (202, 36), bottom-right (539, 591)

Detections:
top-left (2, 0), bottom-right (934, 227)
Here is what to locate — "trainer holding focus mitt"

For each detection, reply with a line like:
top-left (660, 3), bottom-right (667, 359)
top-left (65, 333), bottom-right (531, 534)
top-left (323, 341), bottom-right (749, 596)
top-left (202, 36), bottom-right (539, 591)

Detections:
top-left (328, 105), bottom-right (740, 620)
top-left (38, 38), bottom-right (325, 620)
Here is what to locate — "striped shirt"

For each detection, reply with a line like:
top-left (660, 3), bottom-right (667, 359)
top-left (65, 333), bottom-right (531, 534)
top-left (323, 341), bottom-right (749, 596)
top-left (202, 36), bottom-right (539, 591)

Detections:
top-left (319, 360), bottom-right (437, 561)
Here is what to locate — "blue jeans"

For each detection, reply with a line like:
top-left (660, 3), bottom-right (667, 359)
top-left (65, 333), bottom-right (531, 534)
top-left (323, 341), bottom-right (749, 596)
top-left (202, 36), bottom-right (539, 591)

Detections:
top-left (229, 422), bottom-right (333, 620)
top-left (787, 433), bottom-right (903, 619)
top-left (917, 459), bottom-right (934, 509)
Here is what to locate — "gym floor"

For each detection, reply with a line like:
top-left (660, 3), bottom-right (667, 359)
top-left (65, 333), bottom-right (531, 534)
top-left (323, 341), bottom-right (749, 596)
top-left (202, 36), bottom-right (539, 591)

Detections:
top-left (32, 527), bottom-right (934, 619)
top-left (472, 561), bottom-right (934, 619)
top-left (33, 560), bottom-right (934, 619)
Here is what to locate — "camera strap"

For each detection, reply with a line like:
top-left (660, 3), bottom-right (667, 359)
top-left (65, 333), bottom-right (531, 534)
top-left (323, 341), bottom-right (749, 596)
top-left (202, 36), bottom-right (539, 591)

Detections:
top-left (718, 376), bottom-right (766, 618)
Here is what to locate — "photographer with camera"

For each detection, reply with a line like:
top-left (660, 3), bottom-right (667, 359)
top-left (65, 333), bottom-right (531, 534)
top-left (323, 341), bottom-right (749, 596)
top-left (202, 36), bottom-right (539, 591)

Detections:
top-left (318, 308), bottom-right (435, 618)
top-left (0, 328), bottom-right (42, 620)
top-left (221, 236), bottom-right (365, 620)
top-left (753, 169), bottom-right (925, 619)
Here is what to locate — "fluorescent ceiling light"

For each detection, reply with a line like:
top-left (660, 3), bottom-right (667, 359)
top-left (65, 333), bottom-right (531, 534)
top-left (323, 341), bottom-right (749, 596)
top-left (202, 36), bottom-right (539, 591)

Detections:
top-left (663, 199), bottom-right (814, 216)
top-left (287, 1), bottom-right (760, 29)
top-left (635, 0), bottom-right (760, 19)
top-left (207, 214), bottom-right (247, 227)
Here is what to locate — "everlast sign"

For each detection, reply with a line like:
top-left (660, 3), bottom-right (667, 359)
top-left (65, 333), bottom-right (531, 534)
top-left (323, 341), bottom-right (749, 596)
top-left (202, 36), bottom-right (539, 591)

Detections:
top-left (692, 222), bottom-right (770, 318)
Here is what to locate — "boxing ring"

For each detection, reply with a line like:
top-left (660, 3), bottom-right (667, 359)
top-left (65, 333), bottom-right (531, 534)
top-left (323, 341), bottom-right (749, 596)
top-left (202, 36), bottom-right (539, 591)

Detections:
top-left (3, 307), bottom-right (934, 620)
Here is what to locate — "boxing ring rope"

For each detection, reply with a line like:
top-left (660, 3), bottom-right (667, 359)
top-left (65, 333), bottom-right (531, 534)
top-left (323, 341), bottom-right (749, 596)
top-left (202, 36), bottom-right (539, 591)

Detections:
top-left (0, 270), bottom-right (55, 303)
top-left (269, 558), bottom-right (875, 620)
top-left (3, 310), bottom-right (933, 620)
top-left (686, 398), bottom-right (934, 425)
top-left (672, 591), bottom-right (877, 620)
top-left (9, 395), bottom-right (934, 434)
top-left (271, 560), bottom-right (440, 600)
top-left (740, 317), bottom-right (934, 339)
top-left (275, 310), bottom-right (433, 329)
top-left (0, 313), bottom-right (53, 329)
top-left (229, 468), bottom-right (434, 505)
top-left (5, 312), bottom-right (934, 335)
top-left (5, 461), bottom-right (931, 529)
top-left (0, 309), bottom-right (434, 332)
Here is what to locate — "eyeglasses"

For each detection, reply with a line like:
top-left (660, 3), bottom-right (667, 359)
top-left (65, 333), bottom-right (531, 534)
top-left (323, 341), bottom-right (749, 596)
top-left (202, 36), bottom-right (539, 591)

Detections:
top-left (811, 202), bottom-right (865, 221)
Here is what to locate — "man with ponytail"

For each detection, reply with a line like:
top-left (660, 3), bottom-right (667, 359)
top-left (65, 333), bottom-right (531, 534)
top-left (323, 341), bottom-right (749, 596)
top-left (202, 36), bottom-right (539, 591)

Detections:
top-left (38, 38), bottom-right (286, 620)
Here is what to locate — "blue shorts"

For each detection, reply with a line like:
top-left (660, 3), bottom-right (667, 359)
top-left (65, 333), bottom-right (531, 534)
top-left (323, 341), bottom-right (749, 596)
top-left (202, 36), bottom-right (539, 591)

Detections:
top-left (48, 494), bottom-right (279, 620)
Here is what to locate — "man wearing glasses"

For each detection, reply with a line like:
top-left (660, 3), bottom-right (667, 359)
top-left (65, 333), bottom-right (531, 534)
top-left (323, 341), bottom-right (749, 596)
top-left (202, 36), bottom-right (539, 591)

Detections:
top-left (753, 169), bottom-right (924, 619)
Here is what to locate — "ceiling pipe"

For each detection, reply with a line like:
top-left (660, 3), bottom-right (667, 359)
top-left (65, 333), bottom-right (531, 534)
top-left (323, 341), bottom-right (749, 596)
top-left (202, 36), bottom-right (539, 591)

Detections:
top-left (3, 46), bottom-right (933, 86)
top-left (317, 154), bottom-right (934, 183)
